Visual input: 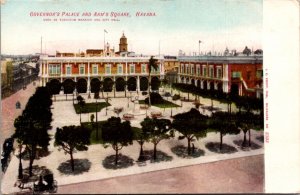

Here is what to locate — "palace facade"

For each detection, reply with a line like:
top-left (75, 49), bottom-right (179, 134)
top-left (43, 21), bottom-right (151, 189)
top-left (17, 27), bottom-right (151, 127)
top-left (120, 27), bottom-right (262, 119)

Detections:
top-left (39, 33), bottom-right (165, 94)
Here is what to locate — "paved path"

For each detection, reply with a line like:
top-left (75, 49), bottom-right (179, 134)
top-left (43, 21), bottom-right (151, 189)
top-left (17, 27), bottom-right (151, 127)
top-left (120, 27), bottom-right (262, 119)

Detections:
top-left (57, 155), bottom-right (264, 194)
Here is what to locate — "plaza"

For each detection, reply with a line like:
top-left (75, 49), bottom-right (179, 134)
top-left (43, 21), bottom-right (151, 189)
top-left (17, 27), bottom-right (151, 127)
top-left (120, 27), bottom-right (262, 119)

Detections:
top-left (1, 84), bottom-right (264, 194)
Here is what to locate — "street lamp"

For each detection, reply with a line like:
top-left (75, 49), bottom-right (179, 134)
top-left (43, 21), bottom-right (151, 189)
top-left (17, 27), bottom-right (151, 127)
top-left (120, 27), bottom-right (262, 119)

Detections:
top-left (105, 92), bottom-right (110, 116)
top-left (95, 98), bottom-right (99, 140)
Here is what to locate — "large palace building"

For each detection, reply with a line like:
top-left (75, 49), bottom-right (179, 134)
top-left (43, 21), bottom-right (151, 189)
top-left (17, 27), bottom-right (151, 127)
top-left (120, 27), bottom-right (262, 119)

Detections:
top-left (39, 33), bottom-right (165, 94)
top-left (39, 33), bottom-right (263, 98)
top-left (177, 55), bottom-right (263, 98)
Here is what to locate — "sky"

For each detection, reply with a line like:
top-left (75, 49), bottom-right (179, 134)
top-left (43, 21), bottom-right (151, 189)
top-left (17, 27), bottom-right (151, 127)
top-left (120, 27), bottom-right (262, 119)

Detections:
top-left (1, 0), bottom-right (262, 55)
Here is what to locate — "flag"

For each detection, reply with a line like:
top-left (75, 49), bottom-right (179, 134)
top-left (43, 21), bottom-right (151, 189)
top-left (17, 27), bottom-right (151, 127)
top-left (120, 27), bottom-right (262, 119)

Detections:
top-left (104, 29), bottom-right (108, 33)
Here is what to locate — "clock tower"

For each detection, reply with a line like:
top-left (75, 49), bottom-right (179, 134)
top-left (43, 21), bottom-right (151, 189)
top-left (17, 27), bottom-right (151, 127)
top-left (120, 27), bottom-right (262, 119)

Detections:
top-left (119, 32), bottom-right (128, 52)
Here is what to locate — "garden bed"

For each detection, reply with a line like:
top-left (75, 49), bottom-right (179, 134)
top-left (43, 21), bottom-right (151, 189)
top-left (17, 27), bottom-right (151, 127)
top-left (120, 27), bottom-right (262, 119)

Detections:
top-left (73, 102), bottom-right (111, 114)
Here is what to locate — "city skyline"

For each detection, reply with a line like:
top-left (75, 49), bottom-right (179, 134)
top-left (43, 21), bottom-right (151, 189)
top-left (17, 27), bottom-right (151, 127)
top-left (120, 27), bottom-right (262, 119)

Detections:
top-left (1, 0), bottom-right (262, 55)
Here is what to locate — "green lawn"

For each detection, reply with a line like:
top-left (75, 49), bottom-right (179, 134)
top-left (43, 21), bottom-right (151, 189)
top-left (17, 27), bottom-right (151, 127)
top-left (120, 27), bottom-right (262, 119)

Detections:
top-left (139, 100), bottom-right (180, 108)
top-left (81, 121), bottom-right (141, 145)
top-left (74, 102), bottom-right (111, 114)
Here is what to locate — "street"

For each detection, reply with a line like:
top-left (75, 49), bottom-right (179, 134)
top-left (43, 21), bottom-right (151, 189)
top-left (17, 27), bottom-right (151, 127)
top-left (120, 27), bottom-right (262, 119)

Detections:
top-left (57, 155), bottom-right (264, 194)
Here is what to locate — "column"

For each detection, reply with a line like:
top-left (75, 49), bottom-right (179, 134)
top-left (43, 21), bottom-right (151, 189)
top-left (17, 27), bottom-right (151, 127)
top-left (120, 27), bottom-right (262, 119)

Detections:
top-left (60, 61), bottom-right (63, 83)
top-left (137, 75), bottom-right (140, 92)
top-left (87, 62), bottom-right (90, 92)
top-left (125, 61), bottom-right (128, 75)
top-left (46, 61), bottom-right (49, 76)
top-left (43, 62), bottom-right (45, 76)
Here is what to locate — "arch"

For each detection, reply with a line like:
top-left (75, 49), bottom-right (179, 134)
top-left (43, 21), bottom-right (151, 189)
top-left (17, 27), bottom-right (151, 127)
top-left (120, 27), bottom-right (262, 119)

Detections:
top-left (217, 82), bottom-right (223, 92)
top-left (140, 77), bottom-right (148, 91)
top-left (191, 79), bottom-right (195, 86)
top-left (203, 80), bottom-right (207, 90)
top-left (209, 82), bottom-right (214, 91)
top-left (90, 78), bottom-right (101, 93)
top-left (76, 78), bottom-right (87, 93)
top-left (151, 76), bottom-right (160, 91)
top-left (103, 77), bottom-right (113, 92)
top-left (127, 77), bottom-right (137, 91)
top-left (63, 79), bottom-right (75, 94)
top-left (115, 77), bottom-right (126, 91)
top-left (186, 77), bottom-right (190, 84)
top-left (46, 79), bottom-right (61, 95)
top-left (196, 80), bottom-right (201, 88)
top-left (230, 83), bottom-right (239, 97)
top-left (180, 77), bottom-right (184, 83)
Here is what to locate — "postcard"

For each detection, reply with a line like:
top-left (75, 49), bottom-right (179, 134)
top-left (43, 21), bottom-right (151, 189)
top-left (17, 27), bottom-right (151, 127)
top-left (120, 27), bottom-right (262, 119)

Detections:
top-left (1, 0), bottom-right (299, 194)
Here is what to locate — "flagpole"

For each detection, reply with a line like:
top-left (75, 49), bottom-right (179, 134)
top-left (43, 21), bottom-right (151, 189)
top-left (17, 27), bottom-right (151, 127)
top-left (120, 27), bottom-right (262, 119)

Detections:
top-left (104, 30), bottom-right (105, 55)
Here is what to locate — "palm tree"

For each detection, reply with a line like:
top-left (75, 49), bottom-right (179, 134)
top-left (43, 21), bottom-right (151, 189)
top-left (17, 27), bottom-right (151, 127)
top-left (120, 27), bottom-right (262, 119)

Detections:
top-left (148, 56), bottom-right (158, 107)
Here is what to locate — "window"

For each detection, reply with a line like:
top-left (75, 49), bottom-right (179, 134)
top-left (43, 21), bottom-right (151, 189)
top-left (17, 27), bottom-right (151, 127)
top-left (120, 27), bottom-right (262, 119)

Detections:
top-left (49, 64), bottom-right (61, 76)
top-left (217, 67), bottom-right (222, 78)
top-left (196, 65), bottom-right (200, 76)
top-left (191, 65), bottom-right (194, 75)
top-left (185, 64), bottom-right (189, 74)
top-left (256, 70), bottom-right (263, 78)
top-left (181, 64), bottom-right (184, 73)
top-left (141, 64), bottom-right (147, 74)
top-left (92, 64), bottom-right (98, 75)
top-left (105, 64), bottom-right (111, 75)
top-left (209, 66), bottom-right (214, 78)
top-left (66, 65), bottom-right (72, 75)
top-left (118, 64), bottom-right (123, 74)
top-left (130, 64), bottom-right (135, 74)
top-left (232, 71), bottom-right (241, 78)
top-left (79, 64), bottom-right (85, 75)
top-left (57, 65), bottom-right (61, 74)
top-left (202, 66), bottom-right (206, 77)
top-left (49, 65), bottom-right (52, 75)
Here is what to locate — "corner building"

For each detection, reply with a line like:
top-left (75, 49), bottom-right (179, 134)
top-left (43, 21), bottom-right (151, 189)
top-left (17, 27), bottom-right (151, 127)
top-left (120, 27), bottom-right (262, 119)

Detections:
top-left (177, 55), bottom-right (263, 98)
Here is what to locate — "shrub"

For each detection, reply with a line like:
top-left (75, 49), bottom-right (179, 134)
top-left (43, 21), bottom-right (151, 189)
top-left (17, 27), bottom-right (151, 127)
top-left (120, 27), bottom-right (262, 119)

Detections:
top-left (145, 92), bottom-right (164, 104)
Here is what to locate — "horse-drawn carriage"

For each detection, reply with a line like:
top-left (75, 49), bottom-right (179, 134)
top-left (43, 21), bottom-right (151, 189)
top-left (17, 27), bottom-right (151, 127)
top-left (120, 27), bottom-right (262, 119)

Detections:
top-left (16, 174), bottom-right (57, 194)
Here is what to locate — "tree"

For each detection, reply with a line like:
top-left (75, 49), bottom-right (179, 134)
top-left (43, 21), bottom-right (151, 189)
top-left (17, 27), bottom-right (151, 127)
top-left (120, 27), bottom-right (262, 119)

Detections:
top-left (77, 95), bottom-right (85, 124)
top-left (46, 79), bottom-right (61, 101)
top-left (242, 46), bottom-right (251, 56)
top-left (210, 112), bottom-right (240, 150)
top-left (13, 115), bottom-right (26, 179)
top-left (54, 125), bottom-right (91, 171)
top-left (236, 112), bottom-right (263, 147)
top-left (134, 126), bottom-right (151, 161)
top-left (13, 87), bottom-right (52, 176)
top-left (148, 56), bottom-right (159, 107)
top-left (172, 108), bottom-right (208, 155)
top-left (102, 117), bottom-right (134, 165)
top-left (141, 117), bottom-right (173, 160)
top-left (63, 80), bottom-right (75, 100)
top-left (254, 49), bottom-right (263, 55)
